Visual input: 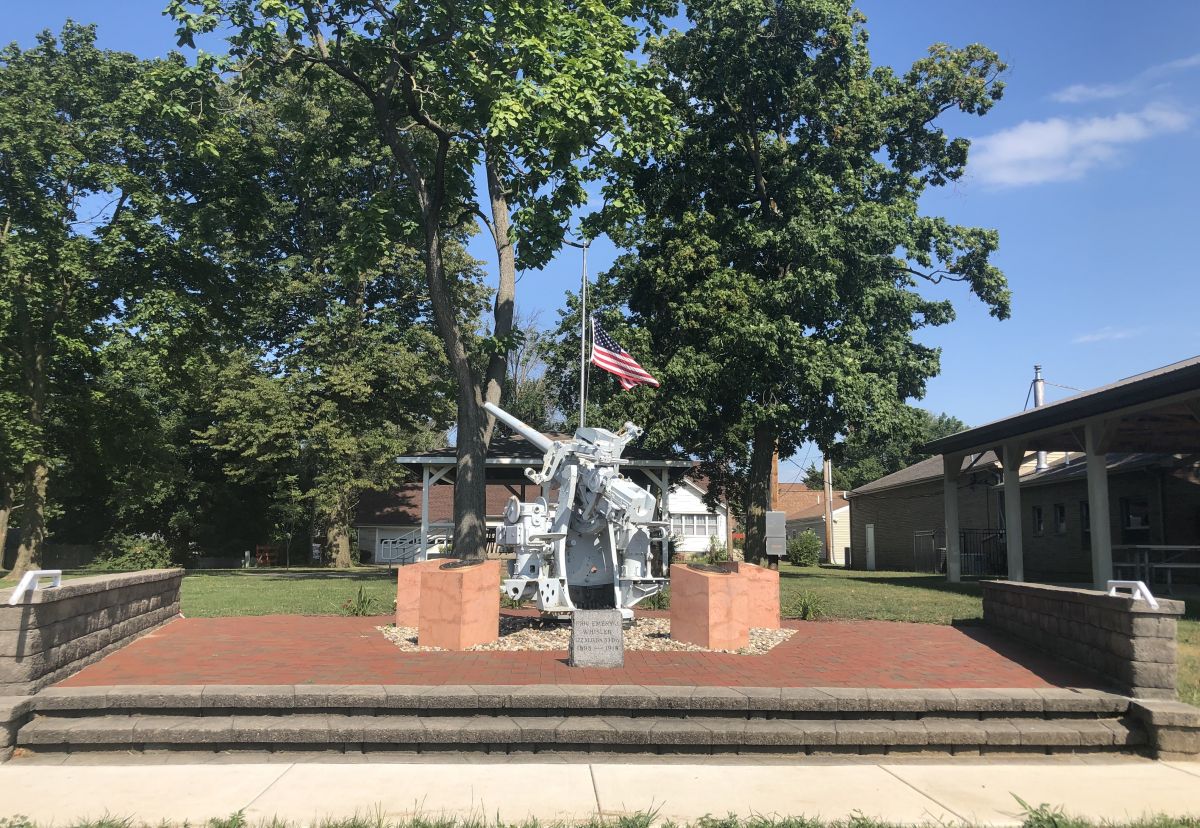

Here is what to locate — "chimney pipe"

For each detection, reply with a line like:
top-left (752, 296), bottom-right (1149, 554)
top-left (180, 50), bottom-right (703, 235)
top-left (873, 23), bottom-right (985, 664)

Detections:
top-left (1034, 365), bottom-right (1048, 472)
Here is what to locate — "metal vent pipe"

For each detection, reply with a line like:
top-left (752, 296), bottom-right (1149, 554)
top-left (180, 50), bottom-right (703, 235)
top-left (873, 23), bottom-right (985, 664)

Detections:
top-left (1034, 365), bottom-right (1048, 472)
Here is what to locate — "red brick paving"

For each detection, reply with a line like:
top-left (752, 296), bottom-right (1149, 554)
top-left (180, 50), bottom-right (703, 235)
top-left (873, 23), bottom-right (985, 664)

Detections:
top-left (60, 614), bottom-right (1100, 689)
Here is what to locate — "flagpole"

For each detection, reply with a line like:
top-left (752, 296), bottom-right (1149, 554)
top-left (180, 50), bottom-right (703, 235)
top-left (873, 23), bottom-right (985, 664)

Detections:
top-left (578, 242), bottom-right (589, 429)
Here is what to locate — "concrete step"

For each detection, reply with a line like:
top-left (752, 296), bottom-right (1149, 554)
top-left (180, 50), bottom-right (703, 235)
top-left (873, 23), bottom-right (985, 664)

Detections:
top-left (17, 712), bottom-right (1146, 755)
top-left (31, 684), bottom-right (1131, 718)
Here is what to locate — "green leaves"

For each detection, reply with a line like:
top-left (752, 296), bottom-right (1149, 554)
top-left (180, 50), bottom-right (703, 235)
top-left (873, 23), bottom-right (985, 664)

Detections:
top-left (549, 0), bottom-right (1008, 523)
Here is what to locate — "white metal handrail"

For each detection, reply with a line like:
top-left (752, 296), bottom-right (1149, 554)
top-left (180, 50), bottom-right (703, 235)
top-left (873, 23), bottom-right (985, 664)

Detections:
top-left (1106, 579), bottom-right (1160, 610)
top-left (7, 569), bottom-right (63, 605)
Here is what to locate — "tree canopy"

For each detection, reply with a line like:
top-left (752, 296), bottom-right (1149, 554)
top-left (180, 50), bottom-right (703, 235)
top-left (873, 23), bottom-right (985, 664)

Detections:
top-left (803, 408), bottom-right (968, 491)
top-left (550, 0), bottom-right (1009, 562)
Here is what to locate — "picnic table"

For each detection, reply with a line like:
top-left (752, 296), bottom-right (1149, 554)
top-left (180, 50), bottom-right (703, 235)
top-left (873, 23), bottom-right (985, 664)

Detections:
top-left (1113, 544), bottom-right (1200, 592)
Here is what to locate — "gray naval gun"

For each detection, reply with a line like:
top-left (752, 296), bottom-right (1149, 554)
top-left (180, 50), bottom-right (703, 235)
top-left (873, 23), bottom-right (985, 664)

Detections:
top-left (483, 401), bottom-right (669, 620)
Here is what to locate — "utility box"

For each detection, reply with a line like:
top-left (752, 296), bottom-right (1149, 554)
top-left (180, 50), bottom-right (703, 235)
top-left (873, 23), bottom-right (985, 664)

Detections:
top-left (765, 510), bottom-right (786, 558)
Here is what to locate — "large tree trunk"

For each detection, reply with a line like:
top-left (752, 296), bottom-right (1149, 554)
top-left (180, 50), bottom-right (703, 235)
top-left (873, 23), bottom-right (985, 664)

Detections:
top-left (481, 150), bottom-right (518, 441)
top-left (326, 518), bottom-right (352, 569)
top-left (743, 422), bottom-right (777, 566)
top-left (0, 481), bottom-right (13, 570)
top-left (421, 213), bottom-right (489, 561)
top-left (11, 460), bottom-right (47, 579)
top-left (11, 314), bottom-right (49, 580)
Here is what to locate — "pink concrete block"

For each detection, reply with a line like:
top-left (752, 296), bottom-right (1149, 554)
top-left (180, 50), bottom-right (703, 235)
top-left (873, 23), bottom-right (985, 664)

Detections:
top-left (395, 559), bottom-right (455, 628)
top-left (731, 562), bottom-right (780, 629)
top-left (670, 564), bottom-right (749, 650)
top-left (417, 559), bottom-right (500, 650)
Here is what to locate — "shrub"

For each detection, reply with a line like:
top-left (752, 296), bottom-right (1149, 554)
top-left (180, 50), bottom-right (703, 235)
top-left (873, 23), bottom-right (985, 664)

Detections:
top-left (339, 585), bottom-right (380, 616)
top-left (640, 587), bottom-right (671, 610)
top-left (703, 536), bottom-right (730, 565)
top-left (789, 589), bottom-right (825, 620)
top-left (786, 530), bottom-right (822, 567)
top-left (88, 533), bottom-right (175, 571)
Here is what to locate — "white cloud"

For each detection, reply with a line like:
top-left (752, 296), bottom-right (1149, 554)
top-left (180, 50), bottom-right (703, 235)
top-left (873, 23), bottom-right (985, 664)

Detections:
top-left (1072, 326), bottom-right (1142, 345)
top-left (970, 104), bottom-right (1190, 187)
top-left (1051, 52), bottom-right (1200, 103)
top-left (1051, 82), bottom-right (1132, 104)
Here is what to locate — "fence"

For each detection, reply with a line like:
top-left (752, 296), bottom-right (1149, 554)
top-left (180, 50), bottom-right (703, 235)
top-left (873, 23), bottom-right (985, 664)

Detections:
top-left (913, 528), bottom-right (1007, 577)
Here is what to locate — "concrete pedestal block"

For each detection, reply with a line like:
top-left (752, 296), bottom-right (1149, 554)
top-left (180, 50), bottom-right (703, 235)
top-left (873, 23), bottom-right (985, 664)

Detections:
top-left (730, 562), bottom-right (780, 629)
top-left (417, 560), bottom-right (500, 650)
top-left (670, 565), bottom-right (749, 650)
top-left (395, 559), bottom-right (457, 627)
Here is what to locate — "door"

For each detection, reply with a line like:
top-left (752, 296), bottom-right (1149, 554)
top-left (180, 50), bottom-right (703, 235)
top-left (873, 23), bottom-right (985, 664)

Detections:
top-left (866, 524), bottom-right (876, 570)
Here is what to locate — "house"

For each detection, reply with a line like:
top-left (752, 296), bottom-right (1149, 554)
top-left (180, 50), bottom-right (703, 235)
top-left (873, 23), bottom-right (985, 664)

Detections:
top-left (846, 452), bottom-right (1003, 572)
top-left (786, 492), bottom-right (850, 565)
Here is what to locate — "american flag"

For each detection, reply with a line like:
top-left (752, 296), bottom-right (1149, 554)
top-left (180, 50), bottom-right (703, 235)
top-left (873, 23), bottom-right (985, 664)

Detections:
top-left (590, 317), bottom-right (660, 390)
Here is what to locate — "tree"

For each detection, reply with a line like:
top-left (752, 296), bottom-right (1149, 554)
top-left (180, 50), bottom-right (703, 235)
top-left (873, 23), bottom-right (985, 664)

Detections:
top-left (170, 0), bottom-right (675, 559)
top-left (559, 0), bottom-right (1009, 563)
top-left (178, 70), bottom-right (458, 567)
top-left (802, 408), bottom-right (968, 491)
top-left (0, 25), bottom-right (197, 576)
top-left (500, 311), bottom-right (558, 433)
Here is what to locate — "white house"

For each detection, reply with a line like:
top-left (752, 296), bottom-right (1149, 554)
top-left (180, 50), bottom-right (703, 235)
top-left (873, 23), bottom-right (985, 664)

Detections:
top-left (786, 492), bottom-right (850, 566)
top-left (666, 476), bottom-right (731, 555)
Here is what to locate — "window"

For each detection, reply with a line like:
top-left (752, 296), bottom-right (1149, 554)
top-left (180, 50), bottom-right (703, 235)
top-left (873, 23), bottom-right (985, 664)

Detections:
top-left (670, 513), bottom-right (719, 538)
top-left (1121, 497), bottom-right (1150, 530)
top-left (1080, 500), bottom-right (1091, 550)
top-left (1032, 505), bottom-right (1044, 536)
top-left (1053, 503), bottom-right (1067, 534)
top-left (1120, 497), bottom-right (1151, 543)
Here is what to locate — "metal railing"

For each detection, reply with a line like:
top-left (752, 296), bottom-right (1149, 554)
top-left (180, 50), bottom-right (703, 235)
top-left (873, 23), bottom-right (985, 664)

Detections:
top-left (913, 528), bottom-right (1007, 577)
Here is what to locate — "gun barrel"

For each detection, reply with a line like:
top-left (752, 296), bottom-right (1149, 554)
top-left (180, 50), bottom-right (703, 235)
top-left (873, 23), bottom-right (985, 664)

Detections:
top-left (483, 402), bottom-right (555, 454)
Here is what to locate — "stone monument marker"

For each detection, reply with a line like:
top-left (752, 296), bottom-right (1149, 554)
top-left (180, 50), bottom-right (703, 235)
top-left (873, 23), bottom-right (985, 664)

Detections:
top-left (569, 608), bottom-right (624, 668)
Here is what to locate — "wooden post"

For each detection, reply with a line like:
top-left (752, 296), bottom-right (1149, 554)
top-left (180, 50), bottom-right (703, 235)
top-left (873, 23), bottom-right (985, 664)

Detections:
top-left (943, 453), bottom-right (962, 583)
top-left (1085, 421), bottom-right (1113, 590)
top-left (822, 458), bottom-right (834, 562)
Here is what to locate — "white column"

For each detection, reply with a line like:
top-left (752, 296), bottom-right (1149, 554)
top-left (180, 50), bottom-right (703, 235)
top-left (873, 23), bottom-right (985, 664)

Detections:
top-left (943, 453), bottom-right (962, 583)
top-left (1085, 421), bottom-right (1113, 590)
top-left (1002, 443), bottom-right (1025, 582)
top-left (419, 465), bottom-right (430, 562)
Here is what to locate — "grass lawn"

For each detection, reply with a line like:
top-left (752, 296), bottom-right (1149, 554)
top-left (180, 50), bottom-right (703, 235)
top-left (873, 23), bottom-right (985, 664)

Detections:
top-left (777, 564), bottom-right (985, 624)
top-left (180, 568), bottom-right (397, 617)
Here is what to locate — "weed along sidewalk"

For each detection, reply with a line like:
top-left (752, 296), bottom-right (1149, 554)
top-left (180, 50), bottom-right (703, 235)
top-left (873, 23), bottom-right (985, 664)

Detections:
top-left (3, 756), bottom-right (1200, 826)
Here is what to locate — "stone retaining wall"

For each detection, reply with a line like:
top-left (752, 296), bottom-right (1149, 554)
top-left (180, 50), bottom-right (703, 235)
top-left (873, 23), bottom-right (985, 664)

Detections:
top-left (982, 580), bottom-right (1184, 699)
top-left (0, 569), bottom-right (183, 696)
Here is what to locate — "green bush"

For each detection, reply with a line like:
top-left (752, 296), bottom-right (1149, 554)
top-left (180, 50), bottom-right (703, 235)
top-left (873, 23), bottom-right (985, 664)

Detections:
top-left (88, 533), bottom-right (175, 571)
top-left (786, 530), bottom-right (821, 567)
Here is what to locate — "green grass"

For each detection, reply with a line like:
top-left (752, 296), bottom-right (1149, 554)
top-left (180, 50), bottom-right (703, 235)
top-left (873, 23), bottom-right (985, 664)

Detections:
top-left (777, 564), bottom-right (985, 624)
top-left (180, 568), bottom-right (397, 617)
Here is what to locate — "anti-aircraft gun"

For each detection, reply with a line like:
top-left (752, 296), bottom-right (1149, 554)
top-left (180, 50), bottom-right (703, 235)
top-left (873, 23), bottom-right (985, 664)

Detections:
top-left (483, 402), bottom-right (669, 620)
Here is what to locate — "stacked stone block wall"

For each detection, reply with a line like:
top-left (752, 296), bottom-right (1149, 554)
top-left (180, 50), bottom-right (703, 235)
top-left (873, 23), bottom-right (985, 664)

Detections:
top-left (982, 580), bottom-right (1183, 699)
top-left (0, 569), bottom-right (183, 696)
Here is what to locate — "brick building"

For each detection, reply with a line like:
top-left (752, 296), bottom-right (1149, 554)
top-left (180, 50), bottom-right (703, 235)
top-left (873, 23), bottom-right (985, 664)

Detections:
top-left (846, 452), bottom-right (1001, 572)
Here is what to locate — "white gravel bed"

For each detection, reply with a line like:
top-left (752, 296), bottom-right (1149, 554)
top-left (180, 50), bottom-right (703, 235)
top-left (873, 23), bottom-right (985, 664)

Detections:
top-left (377, 615), bottom-right (795, 655)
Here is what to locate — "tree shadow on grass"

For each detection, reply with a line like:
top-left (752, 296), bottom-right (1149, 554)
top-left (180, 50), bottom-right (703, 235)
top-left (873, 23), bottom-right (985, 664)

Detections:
top-left (778, 567), bottom-right (985, 598)
top-left (185, 568), bottom-right (395, 581)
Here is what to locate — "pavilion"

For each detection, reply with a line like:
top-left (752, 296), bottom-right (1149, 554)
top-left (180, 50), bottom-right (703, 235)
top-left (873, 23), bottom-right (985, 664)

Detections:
top-left (925, 355), bottom-right (1200, 589)
top-left (393, 429), bottom-right (694, 560)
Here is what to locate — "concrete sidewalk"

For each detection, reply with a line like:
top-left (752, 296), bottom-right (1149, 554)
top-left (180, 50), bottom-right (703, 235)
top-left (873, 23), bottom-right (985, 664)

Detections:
top-left (4, 755), bottom-right (1200, 826)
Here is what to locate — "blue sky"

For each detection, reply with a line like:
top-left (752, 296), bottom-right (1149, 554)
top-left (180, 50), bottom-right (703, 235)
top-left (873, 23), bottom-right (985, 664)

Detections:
top-left (8, 2), bottom-right (1200, 480)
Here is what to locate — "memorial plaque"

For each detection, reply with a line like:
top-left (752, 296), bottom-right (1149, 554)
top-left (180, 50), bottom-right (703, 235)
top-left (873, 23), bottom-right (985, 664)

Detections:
top-left (569, 609), bottom-right (624, 668)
